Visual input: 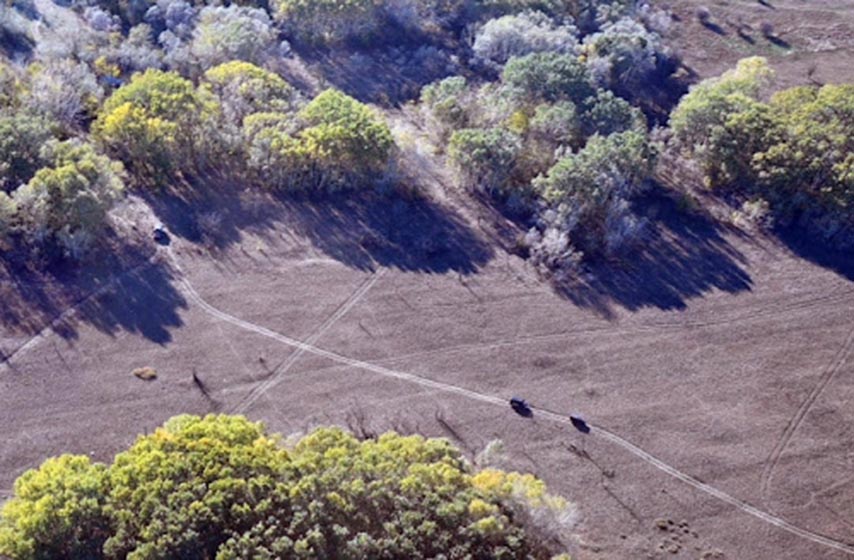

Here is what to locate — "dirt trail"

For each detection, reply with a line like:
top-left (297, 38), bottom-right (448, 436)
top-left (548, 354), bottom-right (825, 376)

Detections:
top-left (164, 244), bottom-right (854, 557)
top-left (232, 269), bottom-right (386, 414)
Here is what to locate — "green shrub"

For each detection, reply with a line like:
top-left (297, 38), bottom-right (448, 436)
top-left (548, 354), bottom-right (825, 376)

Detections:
top-left (672, 58), bottom-right (854, 214)
top-left (295, 88), bottom-right (394, 190)
top-left (0, 112), bottom-right (54, 193)
top-left (0, 414), bottom-right (574, 559)
top-left (579, 90), bottom-right (643, 137)
top-left (202, 61), bottom-right (294, 154)
top-left (448, 127), bottom-right (522, 195)
top-left (202, 61), bottom-right (294, 120)
top-left (12, 139), bottom-right (125, 258)
top-left (243, 110), bottom-right (303, 189)
top-left (502, 52), bottom-right (596, 105)
top-left (275, 0), bottom-right (380, 45)
top-left (94, 69), bottom-right (219, 185)
top-left (0, 191), bottom-right (15, 241)
top-left (103, 414), bottom-right (289, 559)
top-left (420, 76), bottom-right (471, 133)
top-left (669, 56), bottom-right (773, 154)
top-left (0, 455), bottom-right (109, 559)
top-left (535, 129), bottom-right (652, 208)
top-left (756, 84), bottom-right (854, 210)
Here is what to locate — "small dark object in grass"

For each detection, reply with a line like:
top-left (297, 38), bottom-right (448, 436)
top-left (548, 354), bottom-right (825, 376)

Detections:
top-left (510, 397), bottom-right (533, 417)
top-left (153, 227), bottom-right (170, 245)
top-left (570, 414), bottom-right (591, 434)
top-left (192, 370), bottom-right (207, 393)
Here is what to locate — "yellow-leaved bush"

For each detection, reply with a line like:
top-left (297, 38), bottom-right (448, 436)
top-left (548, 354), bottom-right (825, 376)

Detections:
top-left (1, 414), bottom-right (576, 559)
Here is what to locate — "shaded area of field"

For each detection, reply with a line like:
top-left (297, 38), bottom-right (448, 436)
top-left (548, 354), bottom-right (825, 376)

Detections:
top-left (3, 212), bottom-right (854, 558)
top-left (560, 187), bottom-right (752, 317)
top-left (143, 184), bottom-right (493, 275)
top-left (0, 238), bottom-right (186, 353)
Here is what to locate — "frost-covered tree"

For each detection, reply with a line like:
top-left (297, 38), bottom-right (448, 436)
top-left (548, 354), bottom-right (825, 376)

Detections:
top-left (111, 23), bottom-right (163, 72)
top-left (582, 16), bottom-right (667, 90)
top-left (191, 5), bottom-right (275, 69)
top-left (473, 11), bottom-right (578, 69)
top-left (24, 59), bottom-right (103, 128)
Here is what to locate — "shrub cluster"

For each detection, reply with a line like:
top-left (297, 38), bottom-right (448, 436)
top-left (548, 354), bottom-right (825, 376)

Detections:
top-left (0, 63), bottom-right (125, 259)
top-left (415, 1), bottom-right (670, 270)
top-left (0, 414), bottom-right (574, 559)
top-left (671, 56), bottom-right (854, 246)
top-left (423, 36), bottom-right (656, 267)
top-left (92, 64), bottom-right (393, 191)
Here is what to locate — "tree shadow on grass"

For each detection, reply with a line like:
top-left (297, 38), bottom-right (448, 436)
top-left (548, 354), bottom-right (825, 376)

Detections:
top-left (701, 20), bottom-right (728, 35)
top-left (556, 186), bottom-right (753, 318)
top-left (774, 225), bottom-right (854, 282)
top-left (765, 34), bottom-right (791, 49)
top-left (0, 232), bottom-right (186, 355)
top-left (297, 44), bottom-right (459, 107)
top-left (279, 193), bottom-right (494, 274)
top-left (142, 176), bottom-right (493, 275)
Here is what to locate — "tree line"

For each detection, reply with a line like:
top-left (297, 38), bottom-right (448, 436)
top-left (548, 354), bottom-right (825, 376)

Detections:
top-left (0, 414), bottom-right (575, 559)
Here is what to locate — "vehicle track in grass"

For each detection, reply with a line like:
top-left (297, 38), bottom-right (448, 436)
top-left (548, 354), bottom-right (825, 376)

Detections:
top-left (231, 268), bottom-right (386, 415)
top-left (165, 246), bottom-right (854, 556)
top-left (0, 255), bottom-right (159, 371)
top-left (759, 325), bottom-right (854, 506)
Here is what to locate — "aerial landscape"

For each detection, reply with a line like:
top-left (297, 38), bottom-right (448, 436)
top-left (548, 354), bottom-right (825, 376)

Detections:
top-left (1, 0), bottom-right (853, 557)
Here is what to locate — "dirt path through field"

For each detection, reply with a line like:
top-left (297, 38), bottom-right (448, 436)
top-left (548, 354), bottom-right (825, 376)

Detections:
top-left (164, 244), bottom-right (854, 557)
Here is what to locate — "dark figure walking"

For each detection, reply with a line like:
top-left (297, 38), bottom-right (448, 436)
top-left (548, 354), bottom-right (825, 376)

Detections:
top-left (509, 397), bottom-right (533, 418)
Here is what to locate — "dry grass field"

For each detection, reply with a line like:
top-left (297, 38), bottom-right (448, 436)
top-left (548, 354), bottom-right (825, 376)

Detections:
top-left (2, 182), bottom-right (853, 558)
top-left (667, 0), bottom-right (854, 88)
top-left (3, 1), bottom-right (854, 558)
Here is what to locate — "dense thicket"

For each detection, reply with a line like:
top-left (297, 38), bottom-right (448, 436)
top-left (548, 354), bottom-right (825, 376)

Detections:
top-left (0, 414), bottom-right (574, 559)
top-left (671, 56), bottom-right (854, 246)
top-left (421, 6), bottom-right (664, 269)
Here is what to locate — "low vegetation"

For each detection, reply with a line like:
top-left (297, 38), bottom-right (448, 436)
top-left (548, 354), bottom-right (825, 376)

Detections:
top-left (423, 19), bottom-right (661, 269)
top-left (0, 414), bottom-right (575, 559)
top-left (672, 56), bottom-right (854, 247)
top-left (1, 0), bottom-right (849, 264)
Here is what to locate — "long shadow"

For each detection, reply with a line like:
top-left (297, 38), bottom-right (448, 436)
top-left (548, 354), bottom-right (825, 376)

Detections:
top-left (297, 44), bottom-right (459, 106)
top-left (766, 34), bottom-right (791, 49)
top-left (774, 225), bottom-right (854, 282)
top-left (737, 27), bottom-right (756, 44)
top-left (557, 186), bottom-right (753, 317)
top-left (0, 232), bottom-right (186, 351)
top-left (142, 178), bottom-right (492, 275)
top-left (279, 193), bottom-right (493, 273)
